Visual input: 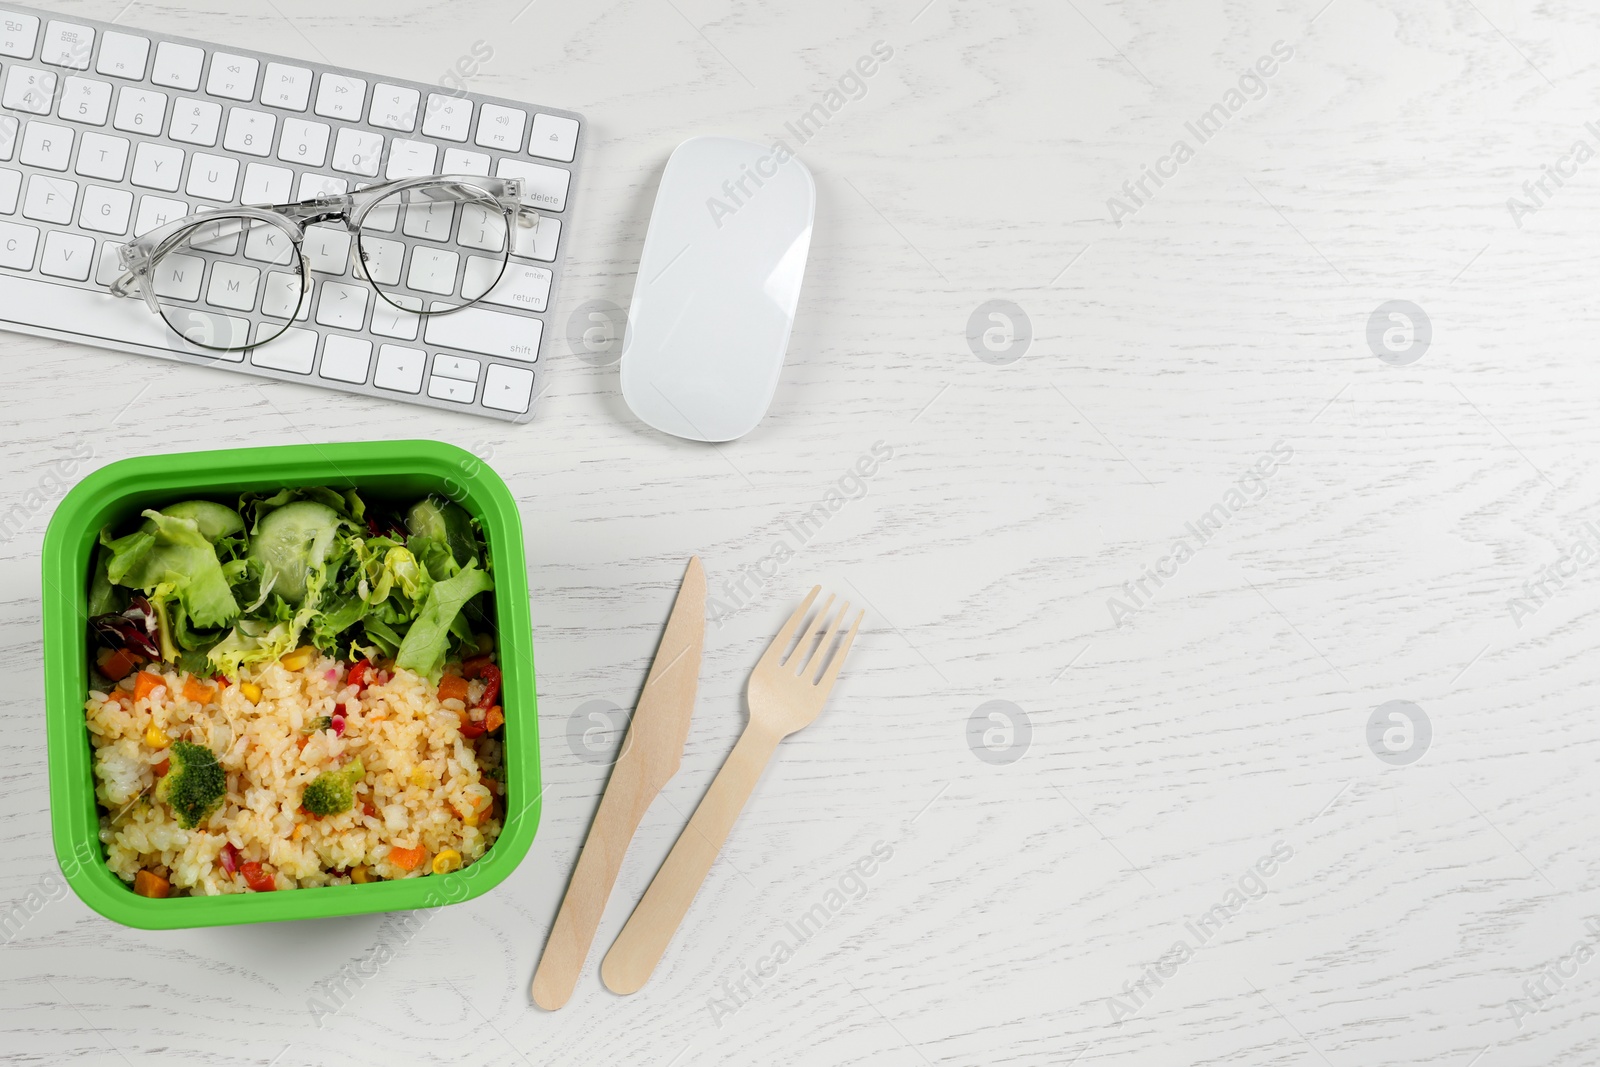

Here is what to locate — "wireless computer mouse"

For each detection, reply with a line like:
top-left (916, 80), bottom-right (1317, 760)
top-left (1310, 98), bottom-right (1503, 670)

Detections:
top-left (620, 136), bottom-right (816, 442)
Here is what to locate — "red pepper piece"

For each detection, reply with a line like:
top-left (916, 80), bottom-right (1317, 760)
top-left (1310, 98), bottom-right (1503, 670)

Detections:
top-left (473, 664), bottom-right (501, 710)
top-left (240, 861), bottom-right (275, 892)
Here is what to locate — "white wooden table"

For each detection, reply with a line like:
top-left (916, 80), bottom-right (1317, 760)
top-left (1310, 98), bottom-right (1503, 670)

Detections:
top-left (4, 0), bottom-right (1598, 1063)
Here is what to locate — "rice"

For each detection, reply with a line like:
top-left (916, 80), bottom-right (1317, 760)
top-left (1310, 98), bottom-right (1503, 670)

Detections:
top-left (83, 654), bottom-right (504, 894)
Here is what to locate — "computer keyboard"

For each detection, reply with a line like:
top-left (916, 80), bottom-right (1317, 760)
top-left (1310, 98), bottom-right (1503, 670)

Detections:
top-left (0, 4), bottom-right (584, 421)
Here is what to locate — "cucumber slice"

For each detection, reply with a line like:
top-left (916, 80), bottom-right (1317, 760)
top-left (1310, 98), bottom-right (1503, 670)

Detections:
top-left (247, 501), bottom-right (342, 604)
top-left (143, 500), bottom-right (245, 543)
top-left (405, 499), bottom-right (479, 567)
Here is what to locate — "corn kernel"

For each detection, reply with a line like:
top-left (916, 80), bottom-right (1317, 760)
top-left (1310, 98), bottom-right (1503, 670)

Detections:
top-left (144, 723), bottom-right (170, 749)
top-left (431, 849), bottom-right (462, 875)
top-left (280, 647), bottom-right (315, 672)
top-left (239, 682), bottom-right (262, 704)
top-left (350, 865), bottom-right (372, 884)
top-left (410, 767), bottom-right (431, 788)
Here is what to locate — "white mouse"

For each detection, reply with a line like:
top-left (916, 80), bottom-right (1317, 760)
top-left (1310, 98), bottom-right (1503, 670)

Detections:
top-left (621, 136), bottom-right (816, 442)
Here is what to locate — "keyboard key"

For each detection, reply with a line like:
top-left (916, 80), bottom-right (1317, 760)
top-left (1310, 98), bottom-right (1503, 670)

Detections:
top-left (133, 194), bottom-right (187, 236)
top-left (185, 153), bottom-right (239, 202)
top-left (295, 172), bottom-right (346, 200)
top-left (432, 354), bottom-right (479, 381)
top-left (332, 127), bottom-right (382, 176)
top-left (223, 107), bottom-right (275, 157)
top-left (512, 214), bottom-right (559, 261)
top-left (483, 363), bottom-right (534, 413)
top-left (355, 235), bottom-right (402, 286)
top-left (401, 199), bottom-right (453, 240)
top-left (241, 162), bottom-right (292, 204)
top-left (0, 117), bottom-right (15, 161)
top-left (22, 174), bottom-right (76, 223)
top-left (278, 117), bottom-right (330, 166)
top-left (261, 62), bottom-right (311, 110)
top-left (4, 66), bottom-right (57, 114)
top-left (252, 327), bottom-right (317, 373)
top-left (151, 41), bottom-right (204, 91)
top-left (96, 31), bottom-right (149, 79)
top-left (206, 53), bottom-right (258, 101)
top-left (423, 302), bottom-right (541, 361)
top-left (374, 344), bottom-right (424, 392)
top-left (0, 12), bottom-right (39, 59)
top-left (113, 86), bottom-right (167, 133)
top-left (0, 168), bottom-right (18, 212)
top-left (244, 218), bottom-right (294, 261)
top-left (206, 261), bottom-right (259, 311)
top-left (94, 239), bottom-right (122, 284)
top-left (75, 131), bottom-right (129, 180)
top-left (496, 157), bottom-right (570, 212)
top-left (170, 97), bottom-right (222, 145)
top-left (385, 137), bottom-right (436, 180)
top-left (369, 83), bottom-right (419, 131)
top-left (304, 224), bottom-right (350, 274)
top-left (40, 21), bottom-right (93, 70)
top-left (407, 247), bottom-right (459, 294)
top-left (315, 279), bottom-right (367, 329)
top-left (423, 94), bottom-right (472, 141)
top-left (475, 103), bottom-right (525, 151)
top-left (78, 184), bottom-right (132, 233)
top-left (428, 375), bottom-right (475, 403)
top-left (58, 76), bottom-right (112, 124)
top-left (465, 258), bottom-right (551, 311)
top-left (130, 141), bottom-right (183, 190)
top-left (442, 147), bottom-right (490, 175)
top-left (20, 121), bottom-right (73, 171)
top-left (260, 270), bottom-right (310, 320)
top-left (320, 335), bottom-right (371, 383)
top-left (151, 250), bottom-right (202, 300)
top-left (528, 113), bottom-right (579, 162)
top-left (0, 219), bottom-right (39, 269)
top-left (457, 203), bottom-right (507, 251)
top-left (369, 292), bottom-right (420, 339)
top-left (39, 230), bottom-right (94, 280)
top-left (314, 74), bottom-right (365, 120)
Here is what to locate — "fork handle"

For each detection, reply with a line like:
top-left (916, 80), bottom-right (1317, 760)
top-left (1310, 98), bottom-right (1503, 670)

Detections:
top-left (601, 725), bottom-right (782, 995)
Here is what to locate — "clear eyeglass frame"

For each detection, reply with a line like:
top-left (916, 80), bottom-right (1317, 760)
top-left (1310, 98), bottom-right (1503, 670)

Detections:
top-left (107, 174), bottom-right (539, 354)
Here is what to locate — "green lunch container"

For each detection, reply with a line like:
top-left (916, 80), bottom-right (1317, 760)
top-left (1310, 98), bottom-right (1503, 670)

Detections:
top-left (41, 441), bottom-right (540, 929)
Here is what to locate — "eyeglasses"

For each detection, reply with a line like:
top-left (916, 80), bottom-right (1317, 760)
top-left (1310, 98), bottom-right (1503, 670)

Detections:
top-left (108, 175), bottom-right (538, 353)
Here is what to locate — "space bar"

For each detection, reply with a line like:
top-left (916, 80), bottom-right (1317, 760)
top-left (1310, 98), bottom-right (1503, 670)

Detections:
top-left (0, 273), bottom-right (189, 351)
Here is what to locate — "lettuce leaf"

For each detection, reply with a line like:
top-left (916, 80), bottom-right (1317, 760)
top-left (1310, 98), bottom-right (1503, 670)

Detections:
top-left (395, 563), bottom-right (494, 679)
top-left (102, 510), bottom-right (239, 628)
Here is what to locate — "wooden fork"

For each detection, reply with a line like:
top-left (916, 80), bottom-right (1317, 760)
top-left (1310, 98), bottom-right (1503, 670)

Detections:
top-left (600, 586), bottom-right (864, 995)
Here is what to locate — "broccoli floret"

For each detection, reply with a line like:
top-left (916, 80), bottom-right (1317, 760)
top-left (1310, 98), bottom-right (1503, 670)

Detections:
top-left (301, 759), bottom-right (365, 817)
top-left (156, 741), bottom-right (226, 829)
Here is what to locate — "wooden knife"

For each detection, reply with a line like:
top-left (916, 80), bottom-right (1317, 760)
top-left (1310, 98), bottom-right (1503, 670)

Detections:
top-left (531, 556), bottom-right (706, 1009)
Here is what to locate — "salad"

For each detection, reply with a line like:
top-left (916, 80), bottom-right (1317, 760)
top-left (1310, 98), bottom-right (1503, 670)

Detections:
top-left (87, 487), bottom-right (495, 683)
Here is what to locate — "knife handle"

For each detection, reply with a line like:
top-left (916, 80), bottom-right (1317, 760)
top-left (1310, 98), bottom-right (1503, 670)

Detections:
top-left (601, 725), bottom-right (782, 995)
top-left (531, 762), bottom-right (652, 1010)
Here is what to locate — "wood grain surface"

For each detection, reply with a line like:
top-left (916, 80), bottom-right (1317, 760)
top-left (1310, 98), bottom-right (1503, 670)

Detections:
top-left (3, 0), bottom-right (1599, 1064)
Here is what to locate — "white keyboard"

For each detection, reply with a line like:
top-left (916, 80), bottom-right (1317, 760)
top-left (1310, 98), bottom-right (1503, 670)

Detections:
top-left (0, 4), bottom-right (584, 421)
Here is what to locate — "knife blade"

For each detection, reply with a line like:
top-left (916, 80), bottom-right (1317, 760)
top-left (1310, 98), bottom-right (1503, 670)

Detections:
top-left (531, 556), bottom-right (706, 1009)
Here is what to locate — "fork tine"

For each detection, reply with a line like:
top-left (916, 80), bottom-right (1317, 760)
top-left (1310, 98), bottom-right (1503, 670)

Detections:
top-left (759, 585), bottom-right (820, 669)
top-left (801, 600), bottom-right (849, 680)
top-left (814, 609), bottom-right (864, 690)
top-left (785, 592), bottom-right (835, 668)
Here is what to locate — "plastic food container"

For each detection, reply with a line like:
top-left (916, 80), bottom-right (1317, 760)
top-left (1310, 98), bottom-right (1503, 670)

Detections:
top-left (41, 441), bottom-right (540, 929)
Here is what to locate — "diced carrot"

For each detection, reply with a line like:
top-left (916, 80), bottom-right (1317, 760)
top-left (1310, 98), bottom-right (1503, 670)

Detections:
top-left (437, 675), bottom-right (469, 703)
top-left (296, 736), bottom-right (309, 751)
top-left (153, 758), bottom-right (170, 778)
top-left (389, 845), bottom-right (426, 871)
top-left (182, 677), bottom-right (216, 704)
top-left (97, 647), bottom-right (143, 682)
top-left (133, 870), bottom-right (171, 898)
top-left (484, 706), bottom-right (504, 734)
top-left (133, 671), bottom-right (164, 703)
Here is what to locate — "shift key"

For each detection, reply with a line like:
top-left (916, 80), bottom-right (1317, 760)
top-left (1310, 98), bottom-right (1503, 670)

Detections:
top-left (423, 301), bottom-right (542, 362)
